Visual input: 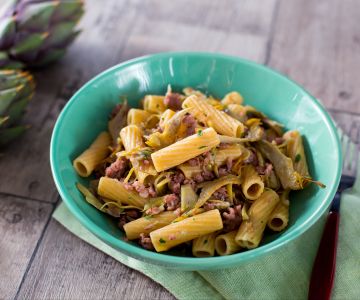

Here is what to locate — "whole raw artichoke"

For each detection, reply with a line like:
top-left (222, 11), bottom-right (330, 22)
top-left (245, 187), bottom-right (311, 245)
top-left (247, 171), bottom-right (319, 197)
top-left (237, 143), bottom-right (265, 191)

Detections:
top-left (0, 69), bottom-right (34, 146)
top-left (0, 0), bottom-right (84, 68)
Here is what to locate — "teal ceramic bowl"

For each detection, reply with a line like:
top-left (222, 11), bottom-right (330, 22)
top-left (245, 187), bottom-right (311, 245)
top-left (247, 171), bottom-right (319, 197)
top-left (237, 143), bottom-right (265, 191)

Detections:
top-left (50, 52), bottom-right (341, 270)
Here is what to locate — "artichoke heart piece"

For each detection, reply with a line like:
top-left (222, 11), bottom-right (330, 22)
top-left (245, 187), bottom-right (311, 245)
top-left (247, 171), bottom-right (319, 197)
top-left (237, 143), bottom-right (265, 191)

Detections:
top-left (256, 140), bottom-right (302, 190)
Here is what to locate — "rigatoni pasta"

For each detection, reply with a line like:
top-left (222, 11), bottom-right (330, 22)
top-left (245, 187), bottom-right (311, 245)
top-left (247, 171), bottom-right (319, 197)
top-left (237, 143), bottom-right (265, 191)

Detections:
top-left (73, 132), bottom-right (111, 177)
top-left (73, 86), bottom-right (324, 256)
top-left (150, 209), bottom-right (223, 252)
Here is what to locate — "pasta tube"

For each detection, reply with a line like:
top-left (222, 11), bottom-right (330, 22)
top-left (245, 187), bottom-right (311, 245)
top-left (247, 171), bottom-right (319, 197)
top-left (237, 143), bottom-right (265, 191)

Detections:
top-left (215, 230), bottom-right (242, 256)
top-left (241, 165), bottom-right (265, 200)
top-left (120, 125), bottom-right (157, 183)
top-left (192, 232), bottom-right (217, 257)
top-left (221, 91), bottom-right (243, 106)
top-left (214, 144), bottom-right (244, 166)
top-left (143, 95), bottom-right (166, 113)
top-left (182, 95), bottom-right (244, 137)
top-left (73, 132), bottom-right (111, 177)
top-left (127, 109), bottom-right (151, 126)
top-left (283, 130), bottom-right (310, 177)
top-left (267, 189), bottom-right (290, 231)
top-left (150, 209), bottom-right (223, 252)
top-left (151, 127), bottom-right (220, 172)
top-left (97, 177), bottom-right (147, 208)
top-left (123, 211), bottom-right (179, 240)
top-left (235, 189), bottom-right (280, 249)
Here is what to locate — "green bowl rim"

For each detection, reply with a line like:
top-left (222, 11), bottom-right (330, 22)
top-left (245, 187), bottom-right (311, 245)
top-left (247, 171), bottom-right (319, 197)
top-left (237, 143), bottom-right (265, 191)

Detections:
top-left (50, 51), bottom-right (342, 269)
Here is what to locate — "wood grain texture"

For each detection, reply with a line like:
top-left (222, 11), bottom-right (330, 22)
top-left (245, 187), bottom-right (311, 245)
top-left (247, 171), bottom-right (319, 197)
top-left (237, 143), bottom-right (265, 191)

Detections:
top-left (268, 0), bottom-right (360, 113)
top-left (0, 196), bottom-right (53, 299)
top-left (16, 220), bottom-right (174, 300)
top-left (121, 0), bottom-right (277, 63)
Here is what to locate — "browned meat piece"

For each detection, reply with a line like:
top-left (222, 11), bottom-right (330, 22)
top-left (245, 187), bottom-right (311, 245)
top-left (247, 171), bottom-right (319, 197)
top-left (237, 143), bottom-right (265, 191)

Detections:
top-left (169, 172), bottom-right (185, 194)
top-left (164, 194), bottom-right (180, 211)
top-left (188, 157), bottom-right (200, 166)
top-left (164, 92), bottom-right (182, 110)
top-left (213, 187), bottom-right (228, 200)
top-left (132, 181), bottom-right (157, 198)
top-left (139, 233), bottom-right (154, 250)
top-left (202, 170), bottom-right (214, 181)
top-left (183, 114), bottom-right (197, 136)
top-left (256, 163), bottom-right (273, 176)
top-left (244, 150), bottom-right (258, 166)
top-left (218, 167), bottom-right (229, 177)
top-left (222, 205), bottom-right (242, 232)
top-left (105, 157), bottom-right (128, 180)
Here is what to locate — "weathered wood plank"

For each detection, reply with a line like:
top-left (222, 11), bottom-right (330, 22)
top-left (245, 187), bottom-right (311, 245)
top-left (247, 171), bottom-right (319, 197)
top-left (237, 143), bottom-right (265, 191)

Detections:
top-left (268, 0), bottom-right (360, 113)
top-left (0, 196), bottom-right (53, 299)
top-left (16, 220), bottom-right (174, 300)
top-left (121, 0), bottom-right (277, 63)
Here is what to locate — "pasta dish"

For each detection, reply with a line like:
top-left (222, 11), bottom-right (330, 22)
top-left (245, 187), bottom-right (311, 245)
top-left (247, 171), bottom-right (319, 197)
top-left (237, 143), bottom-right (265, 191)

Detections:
top-left (73, 86), bottom-right (324, 257)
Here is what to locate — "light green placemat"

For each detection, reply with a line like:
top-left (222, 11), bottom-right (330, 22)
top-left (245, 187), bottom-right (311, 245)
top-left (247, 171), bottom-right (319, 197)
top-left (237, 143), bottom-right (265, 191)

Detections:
top-left (53, 132), bottom-right (360, 299)
top-left (53, 183), bottom-right (360, 300)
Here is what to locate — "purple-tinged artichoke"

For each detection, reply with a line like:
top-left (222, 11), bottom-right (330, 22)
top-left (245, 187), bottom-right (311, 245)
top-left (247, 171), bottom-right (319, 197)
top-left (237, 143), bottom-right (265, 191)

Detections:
top-left (0, 69), bottom-right (35, 146)
top-left (0, 0), bottom-right (84, 68)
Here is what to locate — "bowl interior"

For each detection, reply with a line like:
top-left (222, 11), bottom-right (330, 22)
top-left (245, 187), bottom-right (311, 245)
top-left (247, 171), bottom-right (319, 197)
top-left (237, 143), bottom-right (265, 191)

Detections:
top-left (51, 52), bottom-right (341, 270)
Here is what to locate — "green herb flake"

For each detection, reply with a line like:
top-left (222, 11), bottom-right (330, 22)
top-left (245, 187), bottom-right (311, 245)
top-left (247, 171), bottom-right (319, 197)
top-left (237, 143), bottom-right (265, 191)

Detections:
top-left (295, 154), bottom-right (301, 163)
top-left (204, 113), bottom-right (208, 117)
top-left (156, 104), bottom-right (160, 108)
top-left (203, 239), bottom-right (208, 244)
top-left (197, 129), bottom-right (203, 136)
top-left (141, 150), bottom-right (152, 158)
top-left (144, 215), bottom-right (153, 220)
top-left (198, 146), bottom-right (207, 149)
top-left (159, 238), bottom-right (166, 244)
top-left (192, 217), bottom-right (195, 221)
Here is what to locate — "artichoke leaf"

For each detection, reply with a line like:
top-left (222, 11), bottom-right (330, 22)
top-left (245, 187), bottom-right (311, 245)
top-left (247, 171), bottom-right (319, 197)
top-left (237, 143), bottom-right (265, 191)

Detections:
top-left (181, 184), bottom-right (198, 212)
top-left (108, 100), bottom-right (129, 143)
top-left (195, 174), bottom-right (241, 209)
top-left (256, 140), bottom-right (302, 190)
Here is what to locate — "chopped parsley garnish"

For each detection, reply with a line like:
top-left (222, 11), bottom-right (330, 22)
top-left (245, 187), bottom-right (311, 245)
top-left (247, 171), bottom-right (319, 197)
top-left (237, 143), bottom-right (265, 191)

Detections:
top-left (159, 238), bottom-right (166, 244)
top-left (144, 215), bottom-right (153, 220)
top-left (192, 217), bottom-right (195, 221)
top-left (203, 239), bottom-right (208, 244)
top-left (198, 146), bottom-right (207, 149)
top-left (141, 150), bottom-right (152, 158)
top-left (156, 104), bottom-right (160, 108)
top-left (295, 154), bottom-right (301, 163)
top-left (197, 129), bottom-right (203, 136)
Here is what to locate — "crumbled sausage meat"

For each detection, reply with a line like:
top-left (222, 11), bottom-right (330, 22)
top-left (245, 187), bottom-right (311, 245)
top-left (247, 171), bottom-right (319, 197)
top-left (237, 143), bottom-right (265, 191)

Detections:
top-left (139, 233), bottom-right (154, 250)
top-left (105, 157), bottom-right (128, 180)
top-left (164, 92), bottom-right (182, 110)
top-left (222, 205), bottom-right (242, 232)
top-left (164, 194), bottom-right (180, 211)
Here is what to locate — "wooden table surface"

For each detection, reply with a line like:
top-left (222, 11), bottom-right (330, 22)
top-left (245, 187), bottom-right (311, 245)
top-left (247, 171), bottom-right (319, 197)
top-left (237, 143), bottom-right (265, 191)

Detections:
top-left (1, 0), bottom-right (359, 299)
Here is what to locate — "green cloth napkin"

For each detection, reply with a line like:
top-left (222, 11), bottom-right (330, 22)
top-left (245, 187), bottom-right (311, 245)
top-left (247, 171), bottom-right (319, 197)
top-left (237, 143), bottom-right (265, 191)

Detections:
top-left (53, 137), bottom-right (360, 300)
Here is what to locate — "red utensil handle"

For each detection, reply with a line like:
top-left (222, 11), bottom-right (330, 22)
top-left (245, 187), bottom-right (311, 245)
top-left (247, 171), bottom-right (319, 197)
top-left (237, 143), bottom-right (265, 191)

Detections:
top-left (308, 212), bottom-right (339, 300)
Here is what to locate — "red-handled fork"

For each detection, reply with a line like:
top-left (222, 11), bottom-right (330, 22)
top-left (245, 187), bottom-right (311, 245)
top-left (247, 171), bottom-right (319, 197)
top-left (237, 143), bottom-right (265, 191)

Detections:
top-left (308, 131), bottom-right (358, 300)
